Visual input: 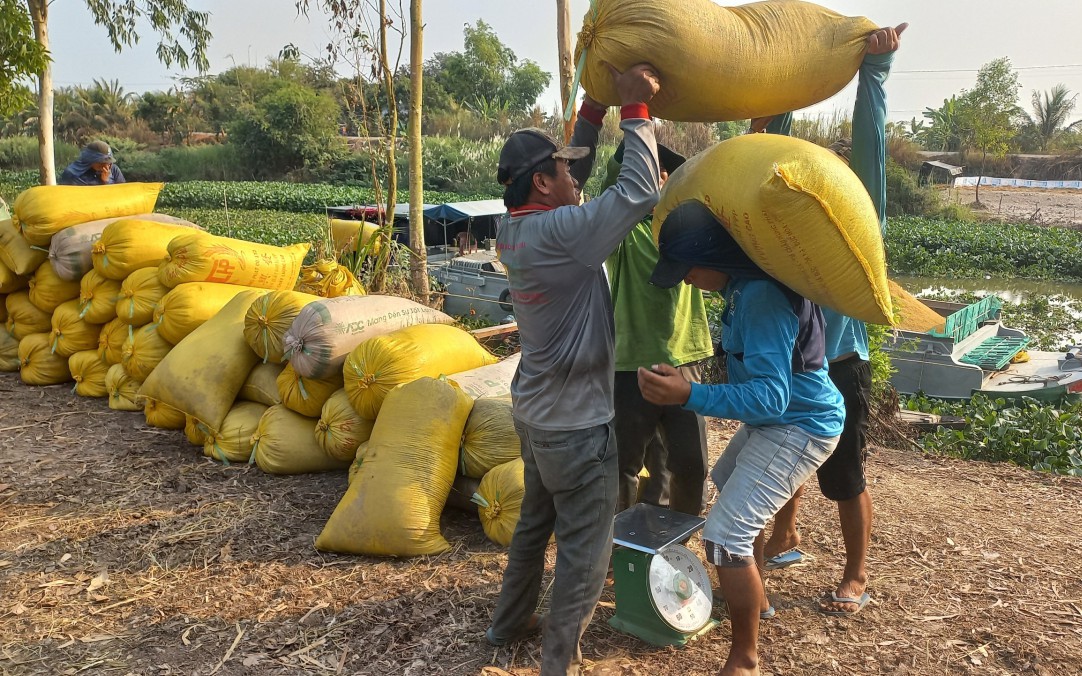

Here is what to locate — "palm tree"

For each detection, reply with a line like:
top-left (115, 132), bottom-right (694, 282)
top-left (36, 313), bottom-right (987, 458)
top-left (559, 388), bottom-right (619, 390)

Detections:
top-left (919, 97), bottom-right (965, 152)
top-left (1026, 84), bottom-right (1077, 152)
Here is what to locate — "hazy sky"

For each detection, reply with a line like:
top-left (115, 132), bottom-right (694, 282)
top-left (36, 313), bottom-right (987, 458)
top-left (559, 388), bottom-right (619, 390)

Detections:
top-left (49, 0), bottom-right (1082, 125)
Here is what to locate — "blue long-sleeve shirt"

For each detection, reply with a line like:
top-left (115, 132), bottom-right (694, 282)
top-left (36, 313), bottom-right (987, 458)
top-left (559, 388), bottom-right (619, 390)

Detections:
top-left (58, 163), bottom-right (126, 186)
top-left (684, 278), bottom-right (844, 438)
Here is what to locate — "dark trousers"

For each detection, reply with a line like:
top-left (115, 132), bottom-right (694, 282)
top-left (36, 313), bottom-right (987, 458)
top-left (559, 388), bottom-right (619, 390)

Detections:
top-left (613, 368), bottom-right (708, 516)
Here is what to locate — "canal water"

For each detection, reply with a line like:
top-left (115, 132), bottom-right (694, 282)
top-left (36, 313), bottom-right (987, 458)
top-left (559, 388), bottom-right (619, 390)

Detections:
top-left (892, 276), bottom-right (1082, 304)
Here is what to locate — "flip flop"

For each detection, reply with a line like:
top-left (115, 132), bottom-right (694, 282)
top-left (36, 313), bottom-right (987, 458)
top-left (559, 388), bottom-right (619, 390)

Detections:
top-left (819, 591), bottom-right (871, 616)
top-left (764, 549), bottom-right (805, 571)
top-left (760, 606), bottom-right (776, 620)
top-left (484, 613), bottom-right (544, 646)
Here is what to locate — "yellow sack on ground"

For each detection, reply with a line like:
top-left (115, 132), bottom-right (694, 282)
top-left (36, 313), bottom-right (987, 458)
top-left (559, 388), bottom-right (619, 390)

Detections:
top-left (0, 259), bottom-right (29, 294)
top-left (460, 397), bottom-right (521, 479)
top-left (243, 290), bottom-right (321, 363)
top-left (98, 317), bottom-right (130, 365)
top-left (115, 268), bottom-right (167, 326)
top-left (77, 269), bottom-right (122, 324)
top-left (19, 332), bottom-right (72, 385)
top-left (92, 218), bottom-right (199, 281)
top-left (60, 340), bottom-right (106, 382)
top-left (344, 323), bottom-right (498, 419)
top-left (138, 290), bottom-right (264, 436)
top-left (282, 295), bottom-right (454, 379)
top-left (184, 415), bottom-right (208, 446)
top-left (0, 331), bottom-right (19, 372)
top-left (204, 401), bottom-right (268, 464)
top-left (0, 217), bottom-right (47, 275)
top-left (347, 441), bottom-right (369, 485)
top-left (654, 133), bottom-right (892, 325)
top-left (315, 389), bottom-right (376, 463)
top-left (105, 363), bottom-right (142, 411)
top-left (6, 291), bottom-right (51, 340)
top-left (154, 282), bottom-right (266, 345)
top-left (122, 323), bottom-right (173, 381)
top-left (0, 294), bottom-right (6, 325)
top-left (315, 377), bottom-right (474, 557)
top-left (448, 353), bottom-right (521, 399)
top-left (251, 405), bottom-right (348, 474)
top-left (28, 261), bottom-right (81, 313)
top-left (277, 362), bottom-right (343, 418)
top-left (49, 213), bottom-right (200, 281)
top-left (471, 458), bottom-right (526, 547)
top-left (577, 0), bottom-right (875, 122)
top-left (50, 300), bottom-right (102, 358)
top-left (159, 232), bottom-right (308, 290)
top-left (239, 362), bottom-right (285, 406)
top-left (14, 182), bottom-right (163, 246)
top-left (143, 397), bottom-right (185, 430)
top-left (295, 259), bottom-right (365, 298)
top-left (329, 219), bottom-right (380, 255)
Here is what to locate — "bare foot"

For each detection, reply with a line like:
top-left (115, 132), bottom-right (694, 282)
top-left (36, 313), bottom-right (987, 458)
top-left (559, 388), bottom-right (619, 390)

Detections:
top-left (762, 528), bottom-right (800, 561)
top-left (818, 577), bottom-right (869, 614)
top-left (720, 656), bottom-right (759, 676)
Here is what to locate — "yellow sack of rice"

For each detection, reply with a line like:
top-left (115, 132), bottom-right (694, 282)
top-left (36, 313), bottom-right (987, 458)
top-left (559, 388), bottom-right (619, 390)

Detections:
top-left (69, 350), bottom-right (109, 397)
top-left (0, 259), bottom-right (29, 294)
top-left (184, 415), bottom-right (207, 446)
top-left (0, 294), bottom-right (6, 325)
top-left (153, 282), bottom-right (266, 345)
top-left (316, 377), bottom-right (474, 557)
top-left (143, 397), bottom-right (185, 430)
top-left (347, 441), bottom-right (368, 485)
top-left (277, 361), bottom-right (343, 418)
top-left (282, 295), bottom-right (454, 379)
top-left (28, 261), bottom-right (81, 313)
top-left (239, 362), bottom-right (284, 406)
top-left (577, 0), bottom-right (875, 122)
top-left (122, 323), bottom-right (173, 381)
top-left (654, 133), bottom-right (892, 325)
top-left (448, 353), bottom-right (521, 399)
top-left (77, 269), bottom-right (122, 324)
top-left (6, 291), bottom-right (52, 340)
top-left (49, 213), bottom-right (200, 281)
top-left (0, 330), bottom-right (19, 372)
top-left (115, 268), bottom-right (167, 326)
top-left (97, 317), bottom-right (129, 365)
top-left (0, 217), bottom-right (47, 275)
top-left (50, 300), bottom-right (102, 358)
top-left (889, 279), bottom-right (946, 334)
top-left (315, 389), bottom-right (376, 463)
top-left (329, 218), bottom-right (380, 255)
top-left (92, 218), bottom-right (198, 281)
top-left (243, 290), bottom-right (321, 363)
top-left (294, 259), bottom-right (365, 298)
top-left (471, 458), bottom-right (526, 547)
top-left (204, 402), bottom-right (268, 464)
top-left (19, 332), bottom-right (72, 385)
top-left (460, 397), bottom-right (520, 479)
top-left (344, 323), bottom-right (498, 419)
top-left (105, 363), bottom-right (142, 411)
top-left (138, 290), bottom-right (264, 436)
top-left (13, 182), bottom-right (163, 246)
top-left (158, 232), bottom-right (308, 290)
top-left (251, 405), bottom-right (348, 474)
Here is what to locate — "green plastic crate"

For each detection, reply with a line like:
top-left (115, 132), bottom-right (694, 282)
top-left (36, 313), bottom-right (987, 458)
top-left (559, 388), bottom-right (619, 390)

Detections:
top-left (930, 296), bottom-right (1002, 342)
top-left (960, 336), bottom-right (1030, 370)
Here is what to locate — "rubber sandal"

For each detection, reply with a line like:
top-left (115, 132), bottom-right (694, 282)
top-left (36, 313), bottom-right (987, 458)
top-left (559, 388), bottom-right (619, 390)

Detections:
top-left (484, 613), bottom-right (544, 646)
top-left (819, 591), bottom-right (871, 616)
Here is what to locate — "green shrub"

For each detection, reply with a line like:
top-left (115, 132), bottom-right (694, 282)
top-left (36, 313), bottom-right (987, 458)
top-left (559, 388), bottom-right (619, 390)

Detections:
top-left (156, 180), bottom-right (479, 213)
top-left (123, 144), bottom-right (250, 182)
top-left (0, 137), bottom-right (79, 171)
top-left (885, 160), bottom-right (938, 217)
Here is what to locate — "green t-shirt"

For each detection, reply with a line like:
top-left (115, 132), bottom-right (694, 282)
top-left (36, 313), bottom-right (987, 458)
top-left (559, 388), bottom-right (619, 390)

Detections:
top-left (606, 216), bottom-right (713, 371)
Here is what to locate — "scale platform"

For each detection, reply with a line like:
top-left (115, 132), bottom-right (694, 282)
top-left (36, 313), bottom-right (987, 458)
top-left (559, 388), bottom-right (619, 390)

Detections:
top-left (613, 503), bottom-right (706, 554)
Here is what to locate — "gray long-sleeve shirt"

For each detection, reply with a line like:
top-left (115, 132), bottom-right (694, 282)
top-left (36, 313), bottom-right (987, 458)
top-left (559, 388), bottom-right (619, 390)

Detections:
top-left (496, 115), bottom-right (660, 430)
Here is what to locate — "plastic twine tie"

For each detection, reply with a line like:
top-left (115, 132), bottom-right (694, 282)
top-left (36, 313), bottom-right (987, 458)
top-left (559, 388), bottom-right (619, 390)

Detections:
top-left (470, 492), bottom-right (489, 509)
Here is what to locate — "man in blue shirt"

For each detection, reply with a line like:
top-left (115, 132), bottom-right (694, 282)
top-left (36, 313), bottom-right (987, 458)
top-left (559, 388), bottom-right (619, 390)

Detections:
top-left (58, 141), bottom-right (126, 186)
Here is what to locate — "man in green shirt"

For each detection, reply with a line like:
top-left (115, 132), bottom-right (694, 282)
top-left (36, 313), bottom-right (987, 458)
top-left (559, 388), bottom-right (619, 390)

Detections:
top-left (604, 143), bottom-right (714, 516)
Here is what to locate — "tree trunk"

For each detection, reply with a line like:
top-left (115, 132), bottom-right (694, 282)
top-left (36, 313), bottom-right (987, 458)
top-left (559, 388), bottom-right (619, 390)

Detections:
top-left (975, 150), bottom-right (986, 205)
top-left (556, 0), bottom-right (576, 143)
top-left (28, 0), bottom-right (54, 185)
top-left (408, 0), bottom-right (429, 303)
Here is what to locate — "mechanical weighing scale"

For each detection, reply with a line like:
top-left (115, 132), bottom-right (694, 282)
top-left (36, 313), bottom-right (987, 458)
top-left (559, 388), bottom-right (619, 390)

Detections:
top-left (609, 503), bottom-right (718, 647)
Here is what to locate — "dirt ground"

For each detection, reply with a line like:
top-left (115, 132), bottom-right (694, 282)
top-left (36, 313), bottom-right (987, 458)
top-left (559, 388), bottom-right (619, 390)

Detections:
top-left (2, 378), bottom-right (1082, 676)
top-left (949, 186), bottom-right (1082, 228)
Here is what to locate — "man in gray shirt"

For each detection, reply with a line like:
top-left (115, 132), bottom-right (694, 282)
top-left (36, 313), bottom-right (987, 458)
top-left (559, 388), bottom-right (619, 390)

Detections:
top-left (483, 63), bottom-right (661, 676)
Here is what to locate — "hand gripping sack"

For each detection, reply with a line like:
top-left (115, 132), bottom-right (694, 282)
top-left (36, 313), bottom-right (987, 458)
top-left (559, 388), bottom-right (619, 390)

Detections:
top-left (0, 331), bottom-right (19, 372)
top-left (315, 389), bottom-right (376, 463)
top-left (0, 259), bottom-right (29, 294)
top-left (19, 332), bottom-right (72, 385)
top-left (14, 182), bottom-right (163, 246)
top-left (138, 290), bottom-right (265, 437)
top-left (69, 350), bottom-right (110, 397)
top-left (28, 261), bottom-right (81, 313)
top-left (0, 217), bottom-right (47, 275)
top-left (654, 133), bottom-right (892, 325)
top-left (122, 323), bottom-right (173, 381)
top-left (239, 362), bottom-right (285, 406)
top-left (115, 268), bottom-right (168, 326)
top-left (92, 218), bottom-right (202, 281)
top-left (471, 458), bottom-right (526, 547)
top-left (50, 300), bottom-right (103, 358)
top-left (315, 377), bottom-right (475, 557)
top-left (153, 282), bottom-right (267, 345)
top-left (277, 361), bottom-right (343, 418)
top-left (343, 323), bottom-right (498, 419)
top-left (282, 295), bottom-right (453, 379)
top-left (97, 317), bottom-right (130, 366)
top-left (6, 291), bottom-right (51, 340)
top-left (204, 402), bottom-right (267, 464)
top-left (447, 353), bottom-right (521, 399)
top-left (49, 213), bottom-right (200, 281)
top-left (250, 405), bottom-right (349, 475)
top-left (460, 397), bottom-right (521, 479)
top-left (105, 363), bottom-right (142, 411)
top-left (158, 232), bottom-right (309, 290)
top-left (243, 290), bottom-right (321, 364)
top-left (77, 269), bottom-right (122, 324)
top-left (576, 0), bottom-right (876, 122)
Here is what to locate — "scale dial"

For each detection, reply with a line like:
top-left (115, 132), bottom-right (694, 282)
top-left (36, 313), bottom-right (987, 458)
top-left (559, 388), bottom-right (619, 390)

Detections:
top-left (646, 543), bottom-right (713, 633)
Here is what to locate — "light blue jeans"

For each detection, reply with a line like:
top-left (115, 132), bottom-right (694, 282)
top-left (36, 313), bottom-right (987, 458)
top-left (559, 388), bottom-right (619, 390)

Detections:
top-left (703, 424), bottom-right (838, 560)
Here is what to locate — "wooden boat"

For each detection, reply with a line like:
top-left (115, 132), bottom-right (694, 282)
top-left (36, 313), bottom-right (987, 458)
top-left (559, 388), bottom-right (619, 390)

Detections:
top-left (883, 296), bottom-right (1082, 403)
